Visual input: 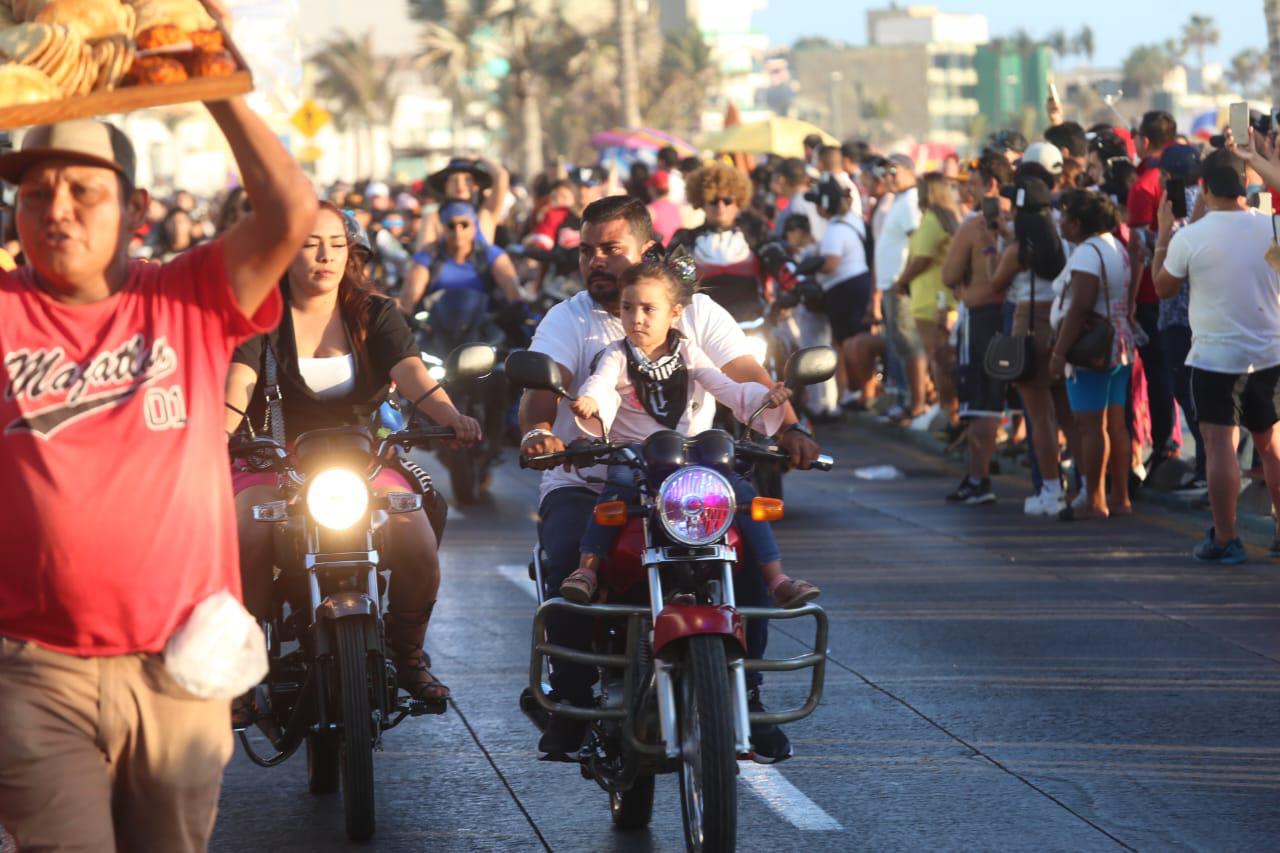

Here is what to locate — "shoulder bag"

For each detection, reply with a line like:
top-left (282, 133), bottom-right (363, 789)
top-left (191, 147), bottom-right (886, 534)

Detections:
top-left (1058, 242), bottom-right (1114, 370)
top-left (983, 271), bottom-right (1036, 382)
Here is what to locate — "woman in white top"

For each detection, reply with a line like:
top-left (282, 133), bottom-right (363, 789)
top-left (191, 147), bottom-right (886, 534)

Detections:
top-left (991, 173), bottom-right (1076, 516)
top-left (562, 261), bottom-right (820, 609)
top-left (1049, 190), bottom-right (1135, 520)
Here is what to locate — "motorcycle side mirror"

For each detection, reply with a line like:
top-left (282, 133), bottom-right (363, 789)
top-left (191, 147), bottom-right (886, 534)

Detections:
top-left (505, 350), bottom-right (571, 398)
top-left (785, 346), bottom-right (838, 389)
top-left (445, 343), bottom-right (496, 383)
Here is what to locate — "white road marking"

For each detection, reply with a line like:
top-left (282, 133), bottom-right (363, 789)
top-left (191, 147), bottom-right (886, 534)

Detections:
top-left (740, 764), bottom-right (843, 831)
top-left (497, 563), bottom-right (538, 600)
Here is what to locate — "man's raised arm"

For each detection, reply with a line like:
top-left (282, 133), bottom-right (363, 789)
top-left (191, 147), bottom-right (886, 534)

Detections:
top-left (207, 97), bottom-right (318, 315)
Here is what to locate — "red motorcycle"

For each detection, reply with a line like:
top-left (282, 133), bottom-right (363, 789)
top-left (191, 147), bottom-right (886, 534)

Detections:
top-left (506, 347), bottom-right (835, 853)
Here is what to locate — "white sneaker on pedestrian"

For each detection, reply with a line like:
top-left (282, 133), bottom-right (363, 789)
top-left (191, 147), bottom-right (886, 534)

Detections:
top-left (1023, 489), bottom-right (1065, 516)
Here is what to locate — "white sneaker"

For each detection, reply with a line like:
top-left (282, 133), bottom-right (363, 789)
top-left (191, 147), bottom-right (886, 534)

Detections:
top-left (1023, 489), bottom-right (1065, 516)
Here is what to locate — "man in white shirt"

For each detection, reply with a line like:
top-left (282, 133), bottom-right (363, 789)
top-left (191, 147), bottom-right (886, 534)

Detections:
top-left (518, 196), bottom-right (821, 761)
top-left (874, 155), bottom-right (926, 420)
top-left (1154, 147), bottom-right (1280, 564)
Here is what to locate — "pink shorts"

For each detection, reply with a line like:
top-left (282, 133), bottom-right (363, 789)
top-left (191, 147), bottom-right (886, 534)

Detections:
top-left (231, 464), bottom-right (416, 496)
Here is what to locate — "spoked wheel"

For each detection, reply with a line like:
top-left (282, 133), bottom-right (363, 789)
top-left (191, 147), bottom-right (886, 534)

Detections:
top-left (610, 774), bottom-right (656, 830)
top-left (677, 636), bottom-right (737, 853)
top-left (334, 618), bottom-right (376, 841)
top-left (306, 731), bottom-right (339, 794)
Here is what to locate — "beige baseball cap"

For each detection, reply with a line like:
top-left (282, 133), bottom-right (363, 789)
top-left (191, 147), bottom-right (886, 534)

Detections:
top-left (0, 120), bottom-right (136, 186)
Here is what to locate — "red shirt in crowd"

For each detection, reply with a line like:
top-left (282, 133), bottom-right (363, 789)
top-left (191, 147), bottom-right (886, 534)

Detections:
top-left (0, 241), bottom-right (281, 655)
top-left (1126, 155), bottom-right (1164, 305)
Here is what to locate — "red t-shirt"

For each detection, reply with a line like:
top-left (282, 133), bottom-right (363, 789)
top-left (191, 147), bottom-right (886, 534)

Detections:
top-left (1126, 156), bottom-right (1163, 305)
top-left (0, 242), bottom-right (281, 655)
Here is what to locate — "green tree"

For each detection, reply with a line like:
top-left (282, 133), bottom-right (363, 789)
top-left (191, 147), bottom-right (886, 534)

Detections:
top-left (644, 27), bottom-right (721, 140)
top-left (1074, 25), bottom-right (1095, 64)
top-left (1123, 44), bottom-right (1175, 94)
top-left (1227, 48), bottom-right (1267, 96)
top-left (1182, 14), bottom-right (1220, 70)
top-left (1267, 0), bottom-right (1280, 103)
top-left (1045, 29), bottom-right (1070, 58)
top-left (410, 0), bottom-right (506, 150)
top-left (311, 32), bottom-right (399, 176)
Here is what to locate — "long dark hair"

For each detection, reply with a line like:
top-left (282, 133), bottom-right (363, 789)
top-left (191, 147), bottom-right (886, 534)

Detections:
top-left (307, 200), bottom-right (380, 351)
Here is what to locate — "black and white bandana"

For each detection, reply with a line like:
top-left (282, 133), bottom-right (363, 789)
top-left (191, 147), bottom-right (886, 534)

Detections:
top-left (623, 330), bottom-right (688, 430)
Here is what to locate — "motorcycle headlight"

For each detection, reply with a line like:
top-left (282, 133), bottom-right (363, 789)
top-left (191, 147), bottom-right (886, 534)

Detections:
top-left (657, 466), bottom-right (736, 546)
top-left (744, 333), bottom-right (769, 366)
top-left (306, 468), bottom-right (370, 530)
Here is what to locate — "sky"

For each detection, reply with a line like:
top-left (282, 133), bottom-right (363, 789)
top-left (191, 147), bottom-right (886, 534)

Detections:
top-left (302, 0), bottom-right (1264, 71)
top-left (754, 1), bottom-right (1264, 69)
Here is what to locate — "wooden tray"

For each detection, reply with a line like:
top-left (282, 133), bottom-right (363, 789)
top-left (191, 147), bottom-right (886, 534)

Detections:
top-left (0, 0), bottom-right (254, 130)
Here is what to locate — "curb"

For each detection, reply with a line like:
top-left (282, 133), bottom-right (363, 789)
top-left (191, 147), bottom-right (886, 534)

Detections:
top-left (829, 410), bottom-right (1279, 542)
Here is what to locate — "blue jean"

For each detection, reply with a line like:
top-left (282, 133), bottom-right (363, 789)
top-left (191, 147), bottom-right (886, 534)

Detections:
top-left (1164, 325), bottom-right (1205, 480)
top-left (1137, 302), bottom-right (1178, 459)
top-left (538, 486), bottom-right (770, 696)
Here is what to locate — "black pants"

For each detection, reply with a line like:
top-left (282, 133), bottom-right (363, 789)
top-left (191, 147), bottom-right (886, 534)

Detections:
top-left (1136, 303), bottom-right (1177, 460)
top-left (1164, 325), bottom-right (1205, 480)
top-left (537, 486), bottom-right (769, 698)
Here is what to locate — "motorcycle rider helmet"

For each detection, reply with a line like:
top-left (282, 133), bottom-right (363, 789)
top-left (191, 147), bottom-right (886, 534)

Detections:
top-left (340, 209), bottom-right (373, 260)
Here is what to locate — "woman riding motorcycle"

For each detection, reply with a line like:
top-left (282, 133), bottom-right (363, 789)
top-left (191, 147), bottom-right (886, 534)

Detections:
top-left (418, 156), bottom-right (510, 246)
top-left (398, 201), bottom-right (525, 317)
top-left (670, 163), bottom-right (771, 322)
top-left (225, 201), bottom-right (482, 706)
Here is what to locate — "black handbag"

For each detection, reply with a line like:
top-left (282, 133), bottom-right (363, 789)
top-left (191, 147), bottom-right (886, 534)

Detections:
top-left (1059, 243), bottom-right (1115, 370)
top-left (984, 272), bottom-right (1037, 382)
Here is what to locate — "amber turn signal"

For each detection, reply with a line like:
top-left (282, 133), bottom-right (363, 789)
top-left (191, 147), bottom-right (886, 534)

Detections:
top-left (750, 497), bottom-right (784, 522)
top-left (594, 501), bottom-right (628, 526)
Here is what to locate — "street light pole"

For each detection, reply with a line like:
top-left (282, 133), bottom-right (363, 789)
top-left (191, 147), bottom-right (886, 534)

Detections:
top-left (830, 71), bottom-right (844, 137)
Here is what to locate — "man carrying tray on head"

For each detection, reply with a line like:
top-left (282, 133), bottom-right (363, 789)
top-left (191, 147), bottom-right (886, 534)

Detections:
top-left (0, 87), bottom-right (316, 851)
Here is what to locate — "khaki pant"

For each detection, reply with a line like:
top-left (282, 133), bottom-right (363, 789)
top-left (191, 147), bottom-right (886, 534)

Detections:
top-left (0, 636), bottom-right (232, 853)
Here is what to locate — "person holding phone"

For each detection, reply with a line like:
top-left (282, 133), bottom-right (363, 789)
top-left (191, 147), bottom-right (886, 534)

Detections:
top-left (1156, 144), bottom-right (1207, 493)
top-left (1127, 111), bottom-right (1182, 479)
top-left (1153, 147), bottom-right (1280, 563)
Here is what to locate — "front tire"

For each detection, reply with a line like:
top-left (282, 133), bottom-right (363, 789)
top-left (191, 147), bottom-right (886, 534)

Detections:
top-left (677, 636), bottom-right (737, 853)
top-left (334, 618), bottom-right (376, 841)
top-left (444, 449), bottom-right (480, 505)
top-left (306, 731), bottom-right (339, 794)
top-left (611, 774), bottom-right (656, 830)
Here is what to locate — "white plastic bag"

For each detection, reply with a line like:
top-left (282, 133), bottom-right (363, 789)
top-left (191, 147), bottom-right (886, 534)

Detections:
top-left (163, 590), bottom-right (268, 700)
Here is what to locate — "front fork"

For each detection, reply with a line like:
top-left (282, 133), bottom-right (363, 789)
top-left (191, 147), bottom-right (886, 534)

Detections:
top-left (649, 560), bottom-right (751, 759)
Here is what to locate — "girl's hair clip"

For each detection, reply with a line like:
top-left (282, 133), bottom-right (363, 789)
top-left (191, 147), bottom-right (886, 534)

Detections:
top-left (664, 246), bottom-right (698, 283)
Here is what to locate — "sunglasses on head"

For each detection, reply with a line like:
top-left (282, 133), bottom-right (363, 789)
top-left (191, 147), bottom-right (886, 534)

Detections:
top-left (446, 220), bottom-right (472, 231)
top-left (709, 196), bottom-right (736, 207)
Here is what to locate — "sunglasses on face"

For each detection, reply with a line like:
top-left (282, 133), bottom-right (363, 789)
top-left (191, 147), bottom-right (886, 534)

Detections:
top-left (709, 197), bottom-right (736, 207)
top-left (446, 220), bottom-right (472, 231)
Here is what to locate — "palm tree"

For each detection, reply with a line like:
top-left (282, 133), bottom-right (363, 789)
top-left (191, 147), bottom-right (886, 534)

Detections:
top-left (1045, 29), bottom-right (1070, 59)
top-left (1074, 25), bottom-right (1095, 65)
top-left (644, 27), bottom-right (720, 140)
top-left (410, 0), bottom-right (507, 150)
top-left (311, 32), bottom-right (399, 176)
top-left (1123, 44), bottom-right (1174, 95)
top-left (1182, 14), bottom-right (1220, 70)
top-left (1228, 48), bottom-right (1267, 96)
top-left (617, 0), bottom-right (641, 128)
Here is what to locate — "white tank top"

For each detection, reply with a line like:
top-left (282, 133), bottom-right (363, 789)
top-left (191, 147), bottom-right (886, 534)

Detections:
top-left (298, 354), bottom-right (356, 400)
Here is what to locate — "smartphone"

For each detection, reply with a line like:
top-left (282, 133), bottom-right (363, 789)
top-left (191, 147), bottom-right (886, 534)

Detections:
top-left (1167, 178), bottom-right (1187, 218)
top-left (1230, 101), bottom-right (1250, 144)
top-left (1048, 80), bottom-right (1061, 107)
top-left (981, 197), bottom-right (1000, 227)
top-left (1260, 192), bottom-right (1274, 216)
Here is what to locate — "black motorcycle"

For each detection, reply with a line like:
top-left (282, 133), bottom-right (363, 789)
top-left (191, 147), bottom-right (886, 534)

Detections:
top-left (411, 288), bottom-right (511, 503)
top-left (229, 343), bottom-right (495, 841)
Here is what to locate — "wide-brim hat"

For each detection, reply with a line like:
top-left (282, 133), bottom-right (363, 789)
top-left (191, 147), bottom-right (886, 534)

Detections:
top-left (0, 119), bottom-right (135, 186)
top-left (427, 157), bottom-right (492, 194)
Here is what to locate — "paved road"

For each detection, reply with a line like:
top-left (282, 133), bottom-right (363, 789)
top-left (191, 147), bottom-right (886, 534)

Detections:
top-left (205, 423), bottom-right (1280, 851)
